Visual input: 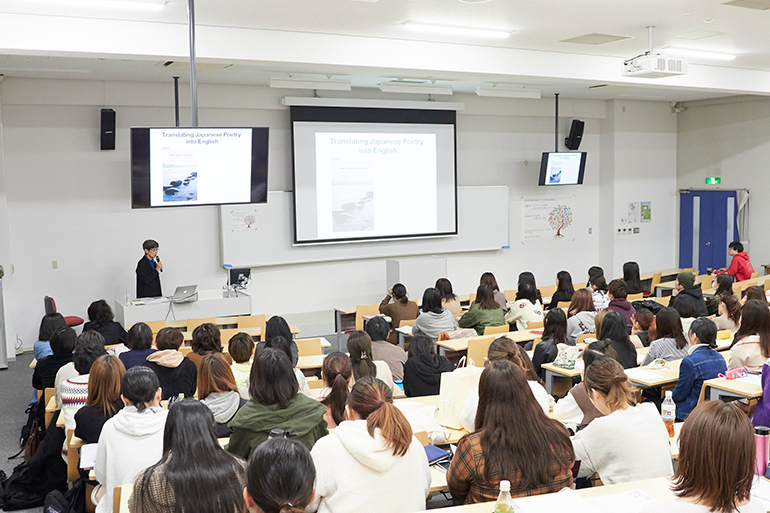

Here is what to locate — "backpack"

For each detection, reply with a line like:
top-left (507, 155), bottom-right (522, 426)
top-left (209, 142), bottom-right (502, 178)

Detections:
top-left (43, 478), bottom-right (86, 513)
top-left (0, 463), bottom-right (45, 511)
top-left (9, 405), bottom-right (44, 463)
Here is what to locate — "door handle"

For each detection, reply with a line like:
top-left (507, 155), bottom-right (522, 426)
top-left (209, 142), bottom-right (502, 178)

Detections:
top-left (705, 242), bottom-right (711, 246)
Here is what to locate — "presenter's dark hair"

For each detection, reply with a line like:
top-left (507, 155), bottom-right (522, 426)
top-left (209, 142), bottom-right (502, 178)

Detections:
top-left (347, 331), bottom-right (377, 381)
top-left (139, 399), bottom-right (244, 513)
top-left (228, 332), bottom-right (254, 363)
top-left (249, 348), bottom-right (298, 408)
top-left (73, 331), bottom-right (107, 374)
top-left (245, 438), bottom-right (315, 513)
top-left (39, 313), bottom-right (67, 342)
top-left (421, 287), bottom-right (443, 315)
top-left (155, 327), bottom-right (183, 351)
top-left (321, 352), bottom-right (352, 426)
top-left (587, 266), bottom-right (604, 286)
top-left (689, 318), bottom-right (718, 349)
top-left (542, 308), bottom-right (568, 345)
top-left (480, 272), bottom-right (500, 292)
top-left (392, 283), bottom-right (408, 304)
top-left (732, 299), bottom-right (770, 358)
top-left (435, 278), bottom-right (456, 301)
top-left (515, 282), bottom-right (538, 305)
top-left (607, 279), bottom-right (628, 299)
top-left (142, 239), bottom-right (159, 251)
top-left (121, 366), bottom-right (160, 412)
top-left (127, 322), bottom-right (153, 350)
top-left (365, 316), bottom-right (389, 343)
top-left (474, 284), bottom-right (498, 310)
top-left (622, 261), bottom-right (643, 294)
top-left (191, 323), bottom-right (222, 354)
top-left (407, 335), bottom-right (435, 359)
top-left (50, 326), bottom-right (77, 355)
top-left (649, 307), bottom-right (687, 350)
top-left (729, 241), bottom-right (744, 252)
top-left (714, 274), bottom-right (734, 298)
top-left (555, 270), bottom-right (575, 299)
top-left (86, 299), bottom-right (114, 328)
top-left (264, 316), bottom-right (292, 342)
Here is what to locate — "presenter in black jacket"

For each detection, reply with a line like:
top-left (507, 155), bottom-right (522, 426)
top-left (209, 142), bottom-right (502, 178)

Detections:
top-left (136, 239), bottom-right (163, 298)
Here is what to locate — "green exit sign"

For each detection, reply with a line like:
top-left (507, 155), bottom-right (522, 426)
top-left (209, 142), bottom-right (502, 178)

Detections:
top-left (706, 177), bottom-right (721, 184)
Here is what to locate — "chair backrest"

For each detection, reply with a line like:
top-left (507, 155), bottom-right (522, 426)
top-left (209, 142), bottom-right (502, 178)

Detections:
top-left (538, 285), bottom-right (556, 298)
top-left (296, 338), bottom-right (323, 357)
top-left (355, 304), bottom-right (380, 331)
top-left (653, 296), bottom-right (672, 306)
top-left (576, 332), bottom-right (595, 345)
top-left (527, 320), bottom-right (544, 330)
top-left (220, 328), bottom-right (240, 345)
top-left (179, 346), bottom-right (193, 357)
top-left (628, 292), bottom-right (644, 301)
top-left (556, 301), bottom-right (571, 310)
top-left (307, 376), bottom-right (325, 389)
top-left (113, 485), bottom-right (122, 513)
top-left (187, 317), bottom-right (216, 333)
top-left (237, 315), bottom-right (267, 340)
top-left (399, 319), bottom-right (417, 328)
top-left (145, 320), bottom-right (166, 334)
top-left (504, 289), bottom-right (517, 302)
top-left (650, 272), bottom-right (662, 290)
top-left (44, 387), bottom-right (56, 406)
top-left (66, 429), bottom-right (82, 481)
top-left (573, 282), bottom-right (586, 290)
top-left (467, 335), bottom-right (496, 367)
top-left (752, 272), bottom-right (761, 279)
top-left (716, 329), bottom-right (732, 340)
top-left (414, 431), bottom-right (430, 447)
top-left (483, 324), bottom-right (509, 336)
top-left (469, 293), bottom-right (477, 304)
top-left (44, 296), bottom-right (57, 315)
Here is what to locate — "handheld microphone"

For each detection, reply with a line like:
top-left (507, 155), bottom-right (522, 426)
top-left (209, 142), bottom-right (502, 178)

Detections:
top-left (156, 255), bottom-right (163, 272)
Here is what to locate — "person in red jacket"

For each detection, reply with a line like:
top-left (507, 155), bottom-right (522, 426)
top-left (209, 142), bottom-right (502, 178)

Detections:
top-left (715, 241), bottom-right (755, 282)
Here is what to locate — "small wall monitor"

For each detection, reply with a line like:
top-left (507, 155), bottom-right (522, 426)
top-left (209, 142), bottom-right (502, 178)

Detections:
top-left (538, 152), bottom-right (587, 186)
top-left (130, 127), bottom-right (269, 208)
top-left (229, 267), bottom-right (251, 287)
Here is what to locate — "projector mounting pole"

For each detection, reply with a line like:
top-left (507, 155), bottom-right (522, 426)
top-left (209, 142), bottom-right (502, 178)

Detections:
top-left (187, 0), bottom-right (198, 127)
top-left (554, 93), bottom-right (559, 152)
top-left (647, 25), bottom-right (656, 55)
top-left (173, 76), bottom-right (180, 127)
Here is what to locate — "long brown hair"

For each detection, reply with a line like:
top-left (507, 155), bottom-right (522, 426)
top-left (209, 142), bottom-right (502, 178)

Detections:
top-left (487, 337), bottom-right (542, 385)
top-left (480, 272), bottom-right (500, 292)
top-left (198, 353), bottom-right (238, 400)
top-left (732, 299), bottom-right (770, 357)
top-left (474, 285), bottom-right (499, 310)
top-left (594, 309), bottom-right (609, 338)
top-left (567, 288), bottom-right (595, 317)
top-left (476, 361), bottom-right (574, 485)
top-left (86, 355), bottom-right (126, 416)
top-left (743, 286), bottom-right (768, 305)
top-left (721, 295), bottom-right (742, 325)
top-left (673, 401), bottom-right (754, 513)
top-left (348, 377), bottom-right (412, 457)
top-left (321, 352), bottom-right (352, 426)
top-left (583, 358), bottom-right (636, 412)
top-left (347, 331), bottom-right (377, 380)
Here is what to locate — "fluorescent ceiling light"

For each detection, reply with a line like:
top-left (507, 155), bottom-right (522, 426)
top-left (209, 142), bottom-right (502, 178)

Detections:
top-left (24, 0), bottom-right (166, 10)
top-left (476, 86), bottom-right (540, 99)
top-left (379, 81), bottom-right (453, 95)
top-left (403, 22), bottom-right (511, 39)
top-left (665, 47), bottom-right (736, 61)
top-left (269, 77), bottom-right (351, 91)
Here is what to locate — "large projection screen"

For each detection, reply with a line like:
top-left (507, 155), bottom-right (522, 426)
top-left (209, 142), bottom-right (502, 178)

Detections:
top-left (291, 107), bottom-right (458, 245)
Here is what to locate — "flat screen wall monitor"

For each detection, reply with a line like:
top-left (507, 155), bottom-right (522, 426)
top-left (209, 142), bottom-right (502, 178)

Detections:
top-left (538, 152), bottom-right (587, 186)
top-left (130, 127), bottom-right (269, 208)
top-left (229, 267), bottom-right (251, 287)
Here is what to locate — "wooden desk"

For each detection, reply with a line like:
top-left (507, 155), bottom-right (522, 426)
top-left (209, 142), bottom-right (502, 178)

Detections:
top-left (437, 330), bottom-right (541, 354)
top-left (541, 361), bottom-right (582, 395)
top-left (334, 306), bottom-right (357, 345)
top-left (641, 268), bottom-right (683, 282)
top-left (297, 354), bottom-right (326, 370)
top-left (45, 396), bottom-right (58, 428)
top-left (703, 376), bottom-right (763, 401)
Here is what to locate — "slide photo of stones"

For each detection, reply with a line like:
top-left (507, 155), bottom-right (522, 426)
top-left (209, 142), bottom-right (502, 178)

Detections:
top-left (331, 179), bottom-right (374, 232)
top-left (162, 164), bottom-right (198, 203)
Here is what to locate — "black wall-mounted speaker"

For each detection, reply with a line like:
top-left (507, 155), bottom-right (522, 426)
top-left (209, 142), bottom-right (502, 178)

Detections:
top-left (101, 108), bottom-right (116, 150)
top-left (564, 119), bottom-right (584, 151)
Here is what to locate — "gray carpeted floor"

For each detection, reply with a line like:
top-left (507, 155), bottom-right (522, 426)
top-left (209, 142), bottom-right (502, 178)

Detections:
top-left (1, 351), bottom-right (43, 513)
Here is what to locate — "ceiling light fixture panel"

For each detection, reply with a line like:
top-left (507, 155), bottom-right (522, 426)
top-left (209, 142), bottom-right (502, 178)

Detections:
top-left (379, 81), bottom-right (453, 95)
top-left (560, 33), bottom-right (631, 45)
top-left (269, 77), bottom-right (351, 91)
top-left (665, 47), bottom-right (736, 60)
top-left (403, 22), bottom-right (511, 39)
top-left (475, 86), bottom-right (540, 99)
top-left (24, 0), bottom-right (166, 10)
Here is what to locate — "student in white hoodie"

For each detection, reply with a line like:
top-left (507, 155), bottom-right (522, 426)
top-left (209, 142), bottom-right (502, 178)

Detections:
top-left (308, 377), bottom-right (431, 513)
top-left (94, 366), bottom-right (168, 513)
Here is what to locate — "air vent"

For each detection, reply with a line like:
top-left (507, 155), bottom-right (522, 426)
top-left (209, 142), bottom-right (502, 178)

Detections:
top-left (673, 30), bottom-right (724, 40)
top-left (560, 33), bottom-right (631, 45)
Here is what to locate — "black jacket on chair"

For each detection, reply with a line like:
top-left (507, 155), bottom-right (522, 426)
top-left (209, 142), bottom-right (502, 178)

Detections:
top-left (670, 286), bottom-right (708, 319)
top-left (403, 354), bottom-right (454, 397)
top-left (136, 256), bottom-right (162, 298)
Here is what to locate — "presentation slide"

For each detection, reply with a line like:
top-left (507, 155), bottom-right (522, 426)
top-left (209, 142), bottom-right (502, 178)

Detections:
top-left (148, 128), bottom-right (252, 206)
top-left (293, 119), bottom-right (457, 244)
top-left (541, 153), bottom-right (584, 186)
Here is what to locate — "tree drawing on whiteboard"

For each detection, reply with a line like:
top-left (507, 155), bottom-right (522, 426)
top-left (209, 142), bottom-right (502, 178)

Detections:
top-left (244, 215), bottom-right (256, 228)
top-left (548, 204), bottom-right (573, 238)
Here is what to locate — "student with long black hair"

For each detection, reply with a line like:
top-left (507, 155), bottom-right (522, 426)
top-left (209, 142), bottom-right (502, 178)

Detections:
top-left (436, 278), bottom-right (463, 317)
top-left (480, 272), bottom-right (507, 311)
top-left (243, 438), bottom-right (316, 513)
top-left (412, 287), bottom-right (456, 341)
top-left (130, 399), bottom-right (246, 513)
top-left (347, 331), bottom-right (394, 391)
top-left (33, 312), bottom-right (68, 361)
top-left (505, 282), bottom-right (544, 331)
top-left (599, 311), bottom-right (638, 369)
top-left (316, 352), bottom-right (352, 429)
top-left (256, 316), bottom-right (299, 366)
top-left (531, 309), bottom-right (570, 379)
top-left (547, 270), bottom-right (575, 309)
top-left (641, 307), bottom-right (689, 366)
top-left (623, 261), bottom-right (645, 295)
top-left (459, 285), bottom-right (505, 335)
top-left (705, 273), bottom-right (736, 316)
top-left (518, 272), bottom-right (543, 304)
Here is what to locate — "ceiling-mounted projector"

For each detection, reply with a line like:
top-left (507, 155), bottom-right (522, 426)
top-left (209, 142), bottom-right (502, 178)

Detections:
top-left (622, 25), bottom-right (688, 79)
top-left (622, 54), bottom-right (688, 78)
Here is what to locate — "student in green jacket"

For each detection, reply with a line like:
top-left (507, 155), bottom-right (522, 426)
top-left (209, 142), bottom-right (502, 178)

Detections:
top-left (226, 348), bottom-right (328, 458)
top-left (458, 284), bottom-right (506, 336)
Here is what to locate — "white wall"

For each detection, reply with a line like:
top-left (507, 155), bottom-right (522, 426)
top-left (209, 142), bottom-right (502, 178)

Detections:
top-left (0, 92), bottom-right (18, 362)
top-left (0, 77), bottom-right (678, 350)
top-left (678, 96), bottom-right (770, 266)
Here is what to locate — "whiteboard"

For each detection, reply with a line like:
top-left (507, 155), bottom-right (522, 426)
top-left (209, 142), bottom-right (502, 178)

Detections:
top-left (219, 186), bottom-right (508, 268)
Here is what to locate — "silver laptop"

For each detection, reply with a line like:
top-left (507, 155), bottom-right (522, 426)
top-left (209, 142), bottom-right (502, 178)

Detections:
top-left (170, 285), bottom-right (198, 303)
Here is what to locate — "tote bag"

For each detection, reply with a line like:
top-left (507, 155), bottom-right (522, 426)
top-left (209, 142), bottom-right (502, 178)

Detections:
top-left (436, 357), bottom-right (484, 430)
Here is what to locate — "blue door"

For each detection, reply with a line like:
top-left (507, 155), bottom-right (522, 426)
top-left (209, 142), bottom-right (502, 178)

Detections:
top-left (679, 190), bottom-right (739, 274)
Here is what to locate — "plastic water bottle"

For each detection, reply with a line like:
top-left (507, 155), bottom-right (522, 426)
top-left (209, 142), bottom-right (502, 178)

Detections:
top-left (661, 391), bottom-right (676, 437)
top-left (493, 480), bottom-right (514, 513)
top-left (125, 288), bottom-right (130, 305)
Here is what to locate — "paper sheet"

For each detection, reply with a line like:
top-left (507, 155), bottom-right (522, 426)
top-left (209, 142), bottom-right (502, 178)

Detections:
top-left (79, 443), bottom-right (98, 469)
top-left (514, 488), bottom-right (595, 513)
top-left (751, 476), bottom-right (770, 509)
top-left (735, 374), bottom-right (763, 387)
top-left (396, 325), bottom-right (413, 335)
top-left (586, 489), bottom-right (655, 513)
top-left (625, 368), bottom-right (663, 381)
